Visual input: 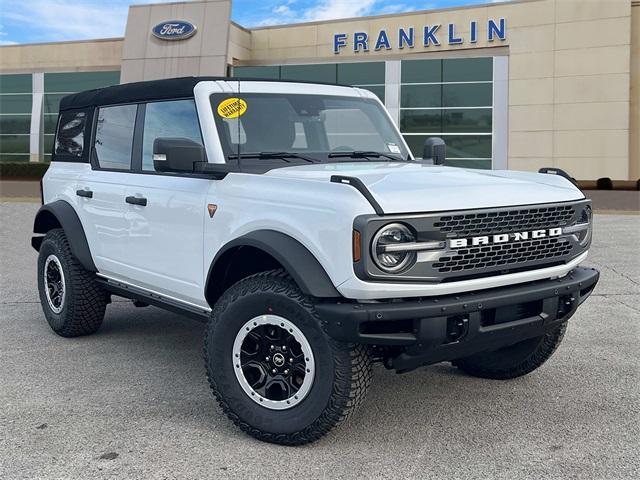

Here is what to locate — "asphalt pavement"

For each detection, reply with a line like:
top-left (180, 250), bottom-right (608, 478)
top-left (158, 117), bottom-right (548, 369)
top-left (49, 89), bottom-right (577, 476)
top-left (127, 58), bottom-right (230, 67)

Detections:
top-left (1, 201), bottom-right (638, 480)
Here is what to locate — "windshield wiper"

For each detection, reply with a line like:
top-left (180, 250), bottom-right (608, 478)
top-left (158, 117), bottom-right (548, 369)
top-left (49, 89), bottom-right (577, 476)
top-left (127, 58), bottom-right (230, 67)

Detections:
top-left (228, 151), bottom-right (319, 163)
top-left (327, 151), bottom-right (409, 162)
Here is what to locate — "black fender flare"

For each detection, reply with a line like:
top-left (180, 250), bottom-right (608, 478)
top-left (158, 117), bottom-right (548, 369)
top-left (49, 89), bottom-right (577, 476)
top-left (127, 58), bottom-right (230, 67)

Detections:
top-left (32, 200), bottom-right (97, 272)
top-left (206, 230), bottom-right (340, 301)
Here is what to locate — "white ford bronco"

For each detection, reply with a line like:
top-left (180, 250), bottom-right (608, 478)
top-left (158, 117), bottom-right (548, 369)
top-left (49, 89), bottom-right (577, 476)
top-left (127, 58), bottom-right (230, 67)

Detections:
top-left (33, 77), bottom-right (599, 445)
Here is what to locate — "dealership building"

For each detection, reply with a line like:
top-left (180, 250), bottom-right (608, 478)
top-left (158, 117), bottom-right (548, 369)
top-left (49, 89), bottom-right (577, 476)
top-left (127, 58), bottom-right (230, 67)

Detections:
top-left (0, 0), bottom-right (638, 180)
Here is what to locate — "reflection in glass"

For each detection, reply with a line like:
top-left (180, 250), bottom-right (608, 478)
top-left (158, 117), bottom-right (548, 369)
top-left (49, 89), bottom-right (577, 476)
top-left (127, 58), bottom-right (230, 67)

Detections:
top-left (142, 100), bottom-right (203, 171)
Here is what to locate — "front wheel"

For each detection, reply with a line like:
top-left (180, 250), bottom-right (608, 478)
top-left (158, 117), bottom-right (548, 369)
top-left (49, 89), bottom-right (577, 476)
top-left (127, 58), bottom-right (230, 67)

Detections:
top-left (204, 270), bottom-right (372, 445)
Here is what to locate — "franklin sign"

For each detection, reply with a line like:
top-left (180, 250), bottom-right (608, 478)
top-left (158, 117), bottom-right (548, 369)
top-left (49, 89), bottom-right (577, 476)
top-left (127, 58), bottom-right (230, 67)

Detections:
top-left (333, 18), bottom-right (506, 54)
top-left (152, 21), bottom-right (197, 41)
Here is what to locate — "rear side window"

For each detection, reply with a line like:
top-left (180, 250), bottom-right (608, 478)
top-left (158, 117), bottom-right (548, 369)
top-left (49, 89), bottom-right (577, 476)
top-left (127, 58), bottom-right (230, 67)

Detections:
top-left (54, 110), bottom-right (87, 157)
top-left (94, 104), bottom-right (136, 170)
top-left (141, 99), bottom-right (203, 172)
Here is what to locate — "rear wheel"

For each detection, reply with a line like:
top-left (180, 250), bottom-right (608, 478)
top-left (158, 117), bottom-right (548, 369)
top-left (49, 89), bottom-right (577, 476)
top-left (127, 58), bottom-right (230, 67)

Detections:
top-left (204, 270), bottom-right (372, 445)
top-left (453, 323), bottom-right (567, 379)
top-left (37, 228), bottom-right (108, 337)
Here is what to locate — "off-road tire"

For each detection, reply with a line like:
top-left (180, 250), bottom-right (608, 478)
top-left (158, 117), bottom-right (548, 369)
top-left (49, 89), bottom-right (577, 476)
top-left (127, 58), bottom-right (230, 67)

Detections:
top-left (453, 322), bottom-right (567, 380)
top-left (37, 228), bottom-right (107, 337)
top-left (204, 270), bottom-right (372, 445)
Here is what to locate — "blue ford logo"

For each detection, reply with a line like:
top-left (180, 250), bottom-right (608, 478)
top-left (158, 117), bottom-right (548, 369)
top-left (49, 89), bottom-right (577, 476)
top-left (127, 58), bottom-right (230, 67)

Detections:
top-left (152, 20), bottom-right (197, 41)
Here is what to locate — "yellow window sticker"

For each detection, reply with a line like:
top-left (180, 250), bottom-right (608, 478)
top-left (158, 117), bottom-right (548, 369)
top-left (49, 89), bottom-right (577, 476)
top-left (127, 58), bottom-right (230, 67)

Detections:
top-left (217, 98), bottom-right (247, 119)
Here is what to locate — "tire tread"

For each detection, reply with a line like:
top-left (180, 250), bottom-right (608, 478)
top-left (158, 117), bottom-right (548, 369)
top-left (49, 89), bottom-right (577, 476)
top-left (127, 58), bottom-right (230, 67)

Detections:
top-left (454, 323), bottom-right (567, 380)
top-left (38, 228), bottom-right (107, 337)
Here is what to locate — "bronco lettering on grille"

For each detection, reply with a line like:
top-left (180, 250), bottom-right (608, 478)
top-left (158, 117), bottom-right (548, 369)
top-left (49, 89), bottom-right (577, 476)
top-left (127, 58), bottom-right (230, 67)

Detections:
top-left (449, 228), bottom-right (562, 249)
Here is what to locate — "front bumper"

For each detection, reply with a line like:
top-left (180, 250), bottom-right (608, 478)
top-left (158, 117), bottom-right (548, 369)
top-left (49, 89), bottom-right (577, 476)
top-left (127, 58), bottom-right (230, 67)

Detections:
top-left (316, 267), bottom-right (599, 372)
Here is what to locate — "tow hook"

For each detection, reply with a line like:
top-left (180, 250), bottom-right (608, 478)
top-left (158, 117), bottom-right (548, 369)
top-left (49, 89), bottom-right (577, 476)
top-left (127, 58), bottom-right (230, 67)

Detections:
top-left (446, 315), bottom-right (469, 343)
top-left (557, 295), bottom-right (576, 318)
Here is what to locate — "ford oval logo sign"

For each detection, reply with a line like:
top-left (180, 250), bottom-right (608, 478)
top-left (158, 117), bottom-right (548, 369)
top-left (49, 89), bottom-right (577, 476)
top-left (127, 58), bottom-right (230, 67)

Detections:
top-left (152, 20), bottom-right (197, 41)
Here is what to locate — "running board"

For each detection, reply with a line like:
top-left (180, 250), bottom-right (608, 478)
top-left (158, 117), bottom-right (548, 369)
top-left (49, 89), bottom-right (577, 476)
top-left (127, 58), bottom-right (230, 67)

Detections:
top-left (96, 278), bottom-right (210, 322)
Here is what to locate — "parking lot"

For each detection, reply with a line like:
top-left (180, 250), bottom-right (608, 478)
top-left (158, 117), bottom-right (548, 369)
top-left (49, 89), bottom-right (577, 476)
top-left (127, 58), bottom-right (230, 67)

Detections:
top-left (1, 200), bottom-right (638, 480)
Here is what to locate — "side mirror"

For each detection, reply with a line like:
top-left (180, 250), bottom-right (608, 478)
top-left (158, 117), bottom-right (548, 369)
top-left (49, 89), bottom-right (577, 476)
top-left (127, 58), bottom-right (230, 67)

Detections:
top-left (422, 137), bottom-right (446, 165)
top-left (153, 137), bottom-right (206, 173)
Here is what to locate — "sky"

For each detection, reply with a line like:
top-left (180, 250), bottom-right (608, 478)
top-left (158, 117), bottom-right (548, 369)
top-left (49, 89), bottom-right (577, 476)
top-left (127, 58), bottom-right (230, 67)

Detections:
top-left (0, 0), bottom-right (507, 46)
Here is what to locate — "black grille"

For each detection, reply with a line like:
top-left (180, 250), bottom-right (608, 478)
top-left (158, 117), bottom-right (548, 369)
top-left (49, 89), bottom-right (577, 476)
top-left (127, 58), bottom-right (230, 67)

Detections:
top-left (433, 205), bottom-right (575, 237)
top-left (432, 237), bottom-right (573, 273)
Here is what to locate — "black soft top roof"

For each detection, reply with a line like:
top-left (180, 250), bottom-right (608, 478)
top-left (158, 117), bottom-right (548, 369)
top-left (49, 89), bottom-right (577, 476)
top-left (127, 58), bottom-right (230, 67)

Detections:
top-left (59, 77), bottom-right (223, 111)
top-left (59, 76), bottom-right (352, 111)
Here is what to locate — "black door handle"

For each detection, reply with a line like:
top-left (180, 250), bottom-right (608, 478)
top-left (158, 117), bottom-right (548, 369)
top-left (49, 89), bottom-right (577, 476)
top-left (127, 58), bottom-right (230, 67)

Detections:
top-left (125, 196), bottom-right (147, 207)
top-left (76, 189), bottom-right (93, 198)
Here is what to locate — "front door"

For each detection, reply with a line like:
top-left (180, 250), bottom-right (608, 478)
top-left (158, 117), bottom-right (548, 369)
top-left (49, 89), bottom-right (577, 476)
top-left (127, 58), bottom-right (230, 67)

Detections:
top-left (120, 99), bottom-right (211, 307)
top-left (122, 174), bottom-right (209, 306)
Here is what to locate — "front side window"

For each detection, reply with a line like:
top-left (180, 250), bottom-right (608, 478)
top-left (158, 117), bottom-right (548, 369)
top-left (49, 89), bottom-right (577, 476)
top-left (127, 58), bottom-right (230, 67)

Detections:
top-left (54, 110), bottom-right (86, 157)
top-left (94, 104), bottom-right (136, 170)
top-left (142, 99), bottom-right (203, 172)
top-left (211, 93), bottom-right (410, 164)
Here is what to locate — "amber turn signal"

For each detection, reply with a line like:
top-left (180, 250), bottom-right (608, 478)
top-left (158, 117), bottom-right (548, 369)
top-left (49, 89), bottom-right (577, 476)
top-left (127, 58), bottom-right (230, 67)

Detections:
top-left (352, 230), bottom-right (361, 262)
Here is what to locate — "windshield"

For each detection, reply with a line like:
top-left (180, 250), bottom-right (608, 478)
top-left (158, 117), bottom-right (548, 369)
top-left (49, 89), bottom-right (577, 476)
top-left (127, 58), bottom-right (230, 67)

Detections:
top-left (211, 93), bottom-right (411, 165)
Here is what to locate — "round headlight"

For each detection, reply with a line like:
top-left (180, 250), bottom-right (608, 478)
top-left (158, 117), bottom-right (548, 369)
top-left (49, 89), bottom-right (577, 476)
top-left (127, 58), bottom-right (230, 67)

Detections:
top-left (576, 205), bottom-right (593, 247)
top-left (371, 223), bottom-right (416, 273)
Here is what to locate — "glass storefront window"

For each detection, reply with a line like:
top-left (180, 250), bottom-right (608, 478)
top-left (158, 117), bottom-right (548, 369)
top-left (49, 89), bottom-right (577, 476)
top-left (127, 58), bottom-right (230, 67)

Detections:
top-left (0, 115), bottom-right (31, 135)
top-left (1, 71), bottom-right (120, 163)
top-left (402, 134), bottom-right (492, 168)
top-left (359, 85), bottom-right (385, 103)
top-left (443, 83), bottom-right (492, 107)
top-left (0, 74), bottom-right (32, 93)
top-left (0, 154), bottom-right (30, 162)
top-left (400, 57), bottom-right (494, 168)
top-left (43, 134), bottom-right (55, 156)
top-left (400, 108), bottom-right (493, 134)
top-left (443, 109), bottom-right (492, 133)
top-left (401, 59), bottom-right (441, 83)
top-left (400, 84), bottom-right (441, 108)
top-left (400, 110), bottom-right (442, 134)
top-left (441, 135), bottom-right (493, 159)
top-left (0, 135), bottom-right (30, 154)
top-left (44, 115), bottom-right (59, 135)
top-left (443, 58), bottom-right (493, 82)
top-left (235, 66), bottom-right (281, 79)
top-left (0, 94), bottom-right (32, 114)
top-left (1, 74), bottom-right (33, 162)
top-left (235, 62), bottom-right (385, 102)
top-left (337, 62), bottom-right (385, 85)
top-left (281, 64), bottom-right (337, 83)
top-left (44, 71), bottom-right (121, 93)
top-left (444, 158), bottom-right (492, 169)
top-left (44, 94), bottom-right (69, 115)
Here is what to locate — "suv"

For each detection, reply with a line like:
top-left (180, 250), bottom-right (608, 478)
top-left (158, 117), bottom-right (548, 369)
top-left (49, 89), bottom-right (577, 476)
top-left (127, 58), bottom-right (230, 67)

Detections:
top-left (33, 77), bottom-right (599, 445)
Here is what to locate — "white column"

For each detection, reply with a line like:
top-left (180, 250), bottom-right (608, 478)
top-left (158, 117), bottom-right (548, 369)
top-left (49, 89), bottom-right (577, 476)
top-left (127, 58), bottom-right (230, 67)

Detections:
top-left (29, 72), bottom-right (44, 163)
top-left (492, 56), bottom-right (509, 170)
top-left (384, 60), bottom-right (401, 127)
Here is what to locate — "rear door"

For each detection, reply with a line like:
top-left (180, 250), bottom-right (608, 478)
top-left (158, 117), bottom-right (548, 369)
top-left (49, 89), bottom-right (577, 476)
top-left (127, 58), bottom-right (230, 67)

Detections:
top-left (76, 104), bottom-right (136, 278)
top-left (120, 99), bottom-right (211, 306)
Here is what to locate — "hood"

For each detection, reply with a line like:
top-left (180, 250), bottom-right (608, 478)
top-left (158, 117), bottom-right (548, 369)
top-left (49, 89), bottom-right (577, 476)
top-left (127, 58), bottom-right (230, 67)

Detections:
top-left (264, 162), bottom-right (585, 214)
